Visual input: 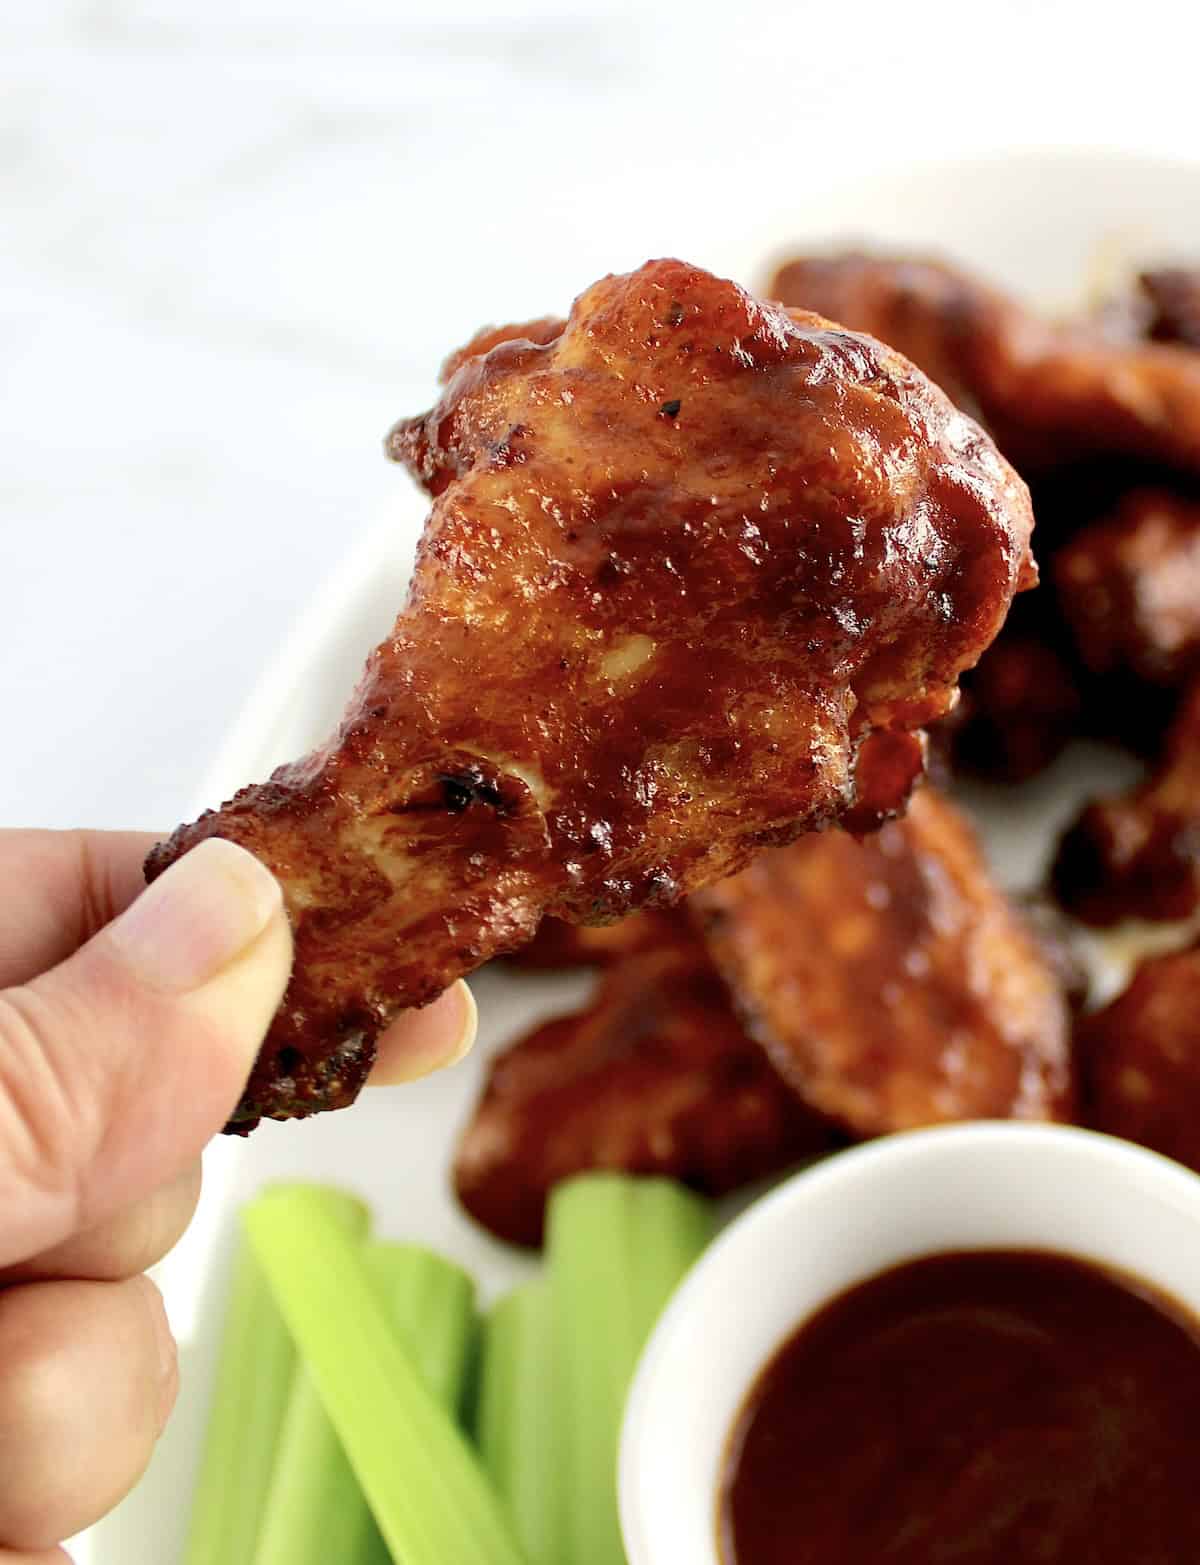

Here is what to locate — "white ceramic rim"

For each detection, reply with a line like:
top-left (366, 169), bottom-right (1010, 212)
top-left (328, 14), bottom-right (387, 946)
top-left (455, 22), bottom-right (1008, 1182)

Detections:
top-left (619, 1122), bottom-right (1200, 1565)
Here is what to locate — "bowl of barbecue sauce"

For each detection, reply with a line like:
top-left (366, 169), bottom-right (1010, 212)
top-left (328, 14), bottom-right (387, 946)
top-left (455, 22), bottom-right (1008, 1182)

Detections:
top-left (619, 1124), bottom-right (1200, 1565)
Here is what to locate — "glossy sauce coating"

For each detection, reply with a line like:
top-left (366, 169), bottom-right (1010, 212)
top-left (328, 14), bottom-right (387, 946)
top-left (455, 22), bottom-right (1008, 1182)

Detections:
top-left (694, 787), bottom-right (1073, 1135)
top-left (455, 934), bottom-right (832, 1247)
top-left (148, 259), bottom-right (1033, 1128)
top-left (723, 1250), bottom-right (1200, 1565)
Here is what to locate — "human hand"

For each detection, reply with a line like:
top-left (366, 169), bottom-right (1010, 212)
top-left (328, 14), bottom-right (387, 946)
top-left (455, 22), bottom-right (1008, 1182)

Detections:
top-left (0, 830), bottom-right (476, 1560)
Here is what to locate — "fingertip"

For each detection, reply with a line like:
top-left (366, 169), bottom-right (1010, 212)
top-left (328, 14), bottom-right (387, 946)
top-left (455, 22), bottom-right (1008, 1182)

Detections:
top-left (368, 981), bottom-right (477, 1086)
top-left (108, 839), bottom-right (284, 995)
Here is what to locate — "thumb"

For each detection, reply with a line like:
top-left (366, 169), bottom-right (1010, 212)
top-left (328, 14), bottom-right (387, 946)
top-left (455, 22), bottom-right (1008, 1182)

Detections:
top-left (0, 839), bottom-right (292, 1269)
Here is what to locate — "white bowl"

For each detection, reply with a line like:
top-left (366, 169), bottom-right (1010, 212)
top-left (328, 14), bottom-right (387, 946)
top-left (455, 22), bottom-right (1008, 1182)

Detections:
top-left (620, 1124), bottom-right (1200, 1565)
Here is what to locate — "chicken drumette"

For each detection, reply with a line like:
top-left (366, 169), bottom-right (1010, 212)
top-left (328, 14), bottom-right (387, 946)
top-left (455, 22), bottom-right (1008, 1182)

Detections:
top-left (149, 259), bottom-right (1034, 1128)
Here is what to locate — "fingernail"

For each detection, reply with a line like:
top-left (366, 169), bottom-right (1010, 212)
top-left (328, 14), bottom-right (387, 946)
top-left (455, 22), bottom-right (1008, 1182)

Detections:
top-left (109, 838), bottom-right (284, 993)
top-left (369, 980), bottom-right (478, 1086)
top-left (136, 1276), bottom-right (179, 1432)
top-left (444, 981), bottom-right (478, 1067)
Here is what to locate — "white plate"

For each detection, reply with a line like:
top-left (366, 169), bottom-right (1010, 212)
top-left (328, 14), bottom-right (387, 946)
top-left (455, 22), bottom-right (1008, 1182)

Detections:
top-left (83, 146), bottom-right (1200, 1564)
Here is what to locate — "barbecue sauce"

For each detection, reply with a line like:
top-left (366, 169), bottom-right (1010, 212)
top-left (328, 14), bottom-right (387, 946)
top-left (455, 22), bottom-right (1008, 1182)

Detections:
top-left (722, 1250), bottom-right (1200, 1563)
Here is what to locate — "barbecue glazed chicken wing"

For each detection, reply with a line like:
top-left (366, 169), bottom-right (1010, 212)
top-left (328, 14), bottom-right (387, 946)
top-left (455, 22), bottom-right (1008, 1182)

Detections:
top-left (769, 250), bottom-right (1200, 478)
top-left (455, 933), bottom-right (834, 1248)
top-left (457, 784), bottom-right (1073, 1249)
top-left (148, 259), bottom-right (1034, 1129)
top-left (1054, 489), bottom-right (1200, 688)
top-left (692, 787), bottom-right (1074, 1135)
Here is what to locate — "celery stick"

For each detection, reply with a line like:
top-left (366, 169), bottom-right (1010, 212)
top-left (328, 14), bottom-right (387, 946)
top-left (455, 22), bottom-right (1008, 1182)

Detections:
top-left (244, 1184), bottom-right (527, 1565)
top-left (254, 1371), bottom-right (377, 1565)
top-left (183, 1187), bottom-right (368, 1565)
top-left (476, 1281), bottom-right (557, 1565)
top-left (367, 1242), bottom-right (477, 1416)
top-left (255, 1238), bottom-right (476, 1565)
top-left (629, 1180), bottom-right (714, 1342)
top-left (547, 1175), bottom-right (714, 1565)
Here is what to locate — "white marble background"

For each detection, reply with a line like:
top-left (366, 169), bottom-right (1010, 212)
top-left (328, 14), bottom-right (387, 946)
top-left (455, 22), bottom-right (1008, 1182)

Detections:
top-left (5, 0), bottom-right (1200, 835)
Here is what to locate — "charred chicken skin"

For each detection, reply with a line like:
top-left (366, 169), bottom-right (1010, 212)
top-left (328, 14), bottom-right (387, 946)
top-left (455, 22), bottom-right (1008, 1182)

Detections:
top-left (148, 259), bottom-right (1034, 1129)
top-left (693, 787), bottom-right (1074, 1136)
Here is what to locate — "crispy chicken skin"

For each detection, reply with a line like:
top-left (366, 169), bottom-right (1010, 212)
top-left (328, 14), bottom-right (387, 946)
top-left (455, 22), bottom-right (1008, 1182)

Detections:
top-left (1054, 489), bottom-right (1200, 686)
top-left (1079, 946), bottom-right (1200, 1171)
top-left (1053, 679), bottom-right (1200, 926)
top-left (148, 259), bottom-right (1034, 1129)
top-left (769, 250), bottom-right (1200, 477)
top-left (455, 938), bottom-right (832, 1247)
top-left (693, 788), bottom-right (1074, 1136)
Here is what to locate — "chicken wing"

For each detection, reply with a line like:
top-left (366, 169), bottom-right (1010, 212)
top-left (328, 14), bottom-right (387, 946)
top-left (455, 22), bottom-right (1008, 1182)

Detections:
top-left (1053, 678), bottom-right (1200, 925)
top-left (1054, 488), bottom-right (1200, 687)
top-left (693, 787), bottom-right (1074, 1135)
top-left (455, 938), bottom-right (833, 1247)
top-left (148, 259), bottom-right (1034, 1128)
top-left (768, 249), bottom-right (1200, 478)
top-left (1078, 945), bottom-right (1200, 1171)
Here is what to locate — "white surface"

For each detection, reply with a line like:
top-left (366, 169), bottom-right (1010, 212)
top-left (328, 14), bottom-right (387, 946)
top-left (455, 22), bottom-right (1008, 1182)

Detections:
top-left (619, 1124), bottom-right (1200, 1565)
top-left (6, 1), bottom-right (1200, 834)
top-left (73, 143), bottom-right (1200, 1564)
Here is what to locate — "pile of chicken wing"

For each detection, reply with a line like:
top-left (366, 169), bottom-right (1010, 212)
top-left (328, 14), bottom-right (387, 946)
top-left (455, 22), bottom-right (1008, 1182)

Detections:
top-left (152, 248), bottom-right (1200, 1221)
top-left (454, 251), bottom-right (1200, 1247)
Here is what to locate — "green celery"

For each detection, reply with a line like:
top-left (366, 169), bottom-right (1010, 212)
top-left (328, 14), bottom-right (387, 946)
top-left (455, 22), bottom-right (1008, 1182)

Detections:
top-left (476, 1281), bottom-right (557, 1565)
top-left (244, 1183), bottom-right (527, 1565)
top-left (254, 1370), bottom-right (377, 1565)
top-left (183, 1187), bottom-right (368, 1565)
top-left (367, 1241), bottom-right (477, 1416)
top-left (547, 1175), bottom-right (714, 1565)
top-left (255, 1237), bottom-right (476, 1565)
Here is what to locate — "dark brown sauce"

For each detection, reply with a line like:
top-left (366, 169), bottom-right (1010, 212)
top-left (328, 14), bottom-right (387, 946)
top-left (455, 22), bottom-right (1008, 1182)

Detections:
top-left (721, 1250), bottom-right (1200, 1565)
